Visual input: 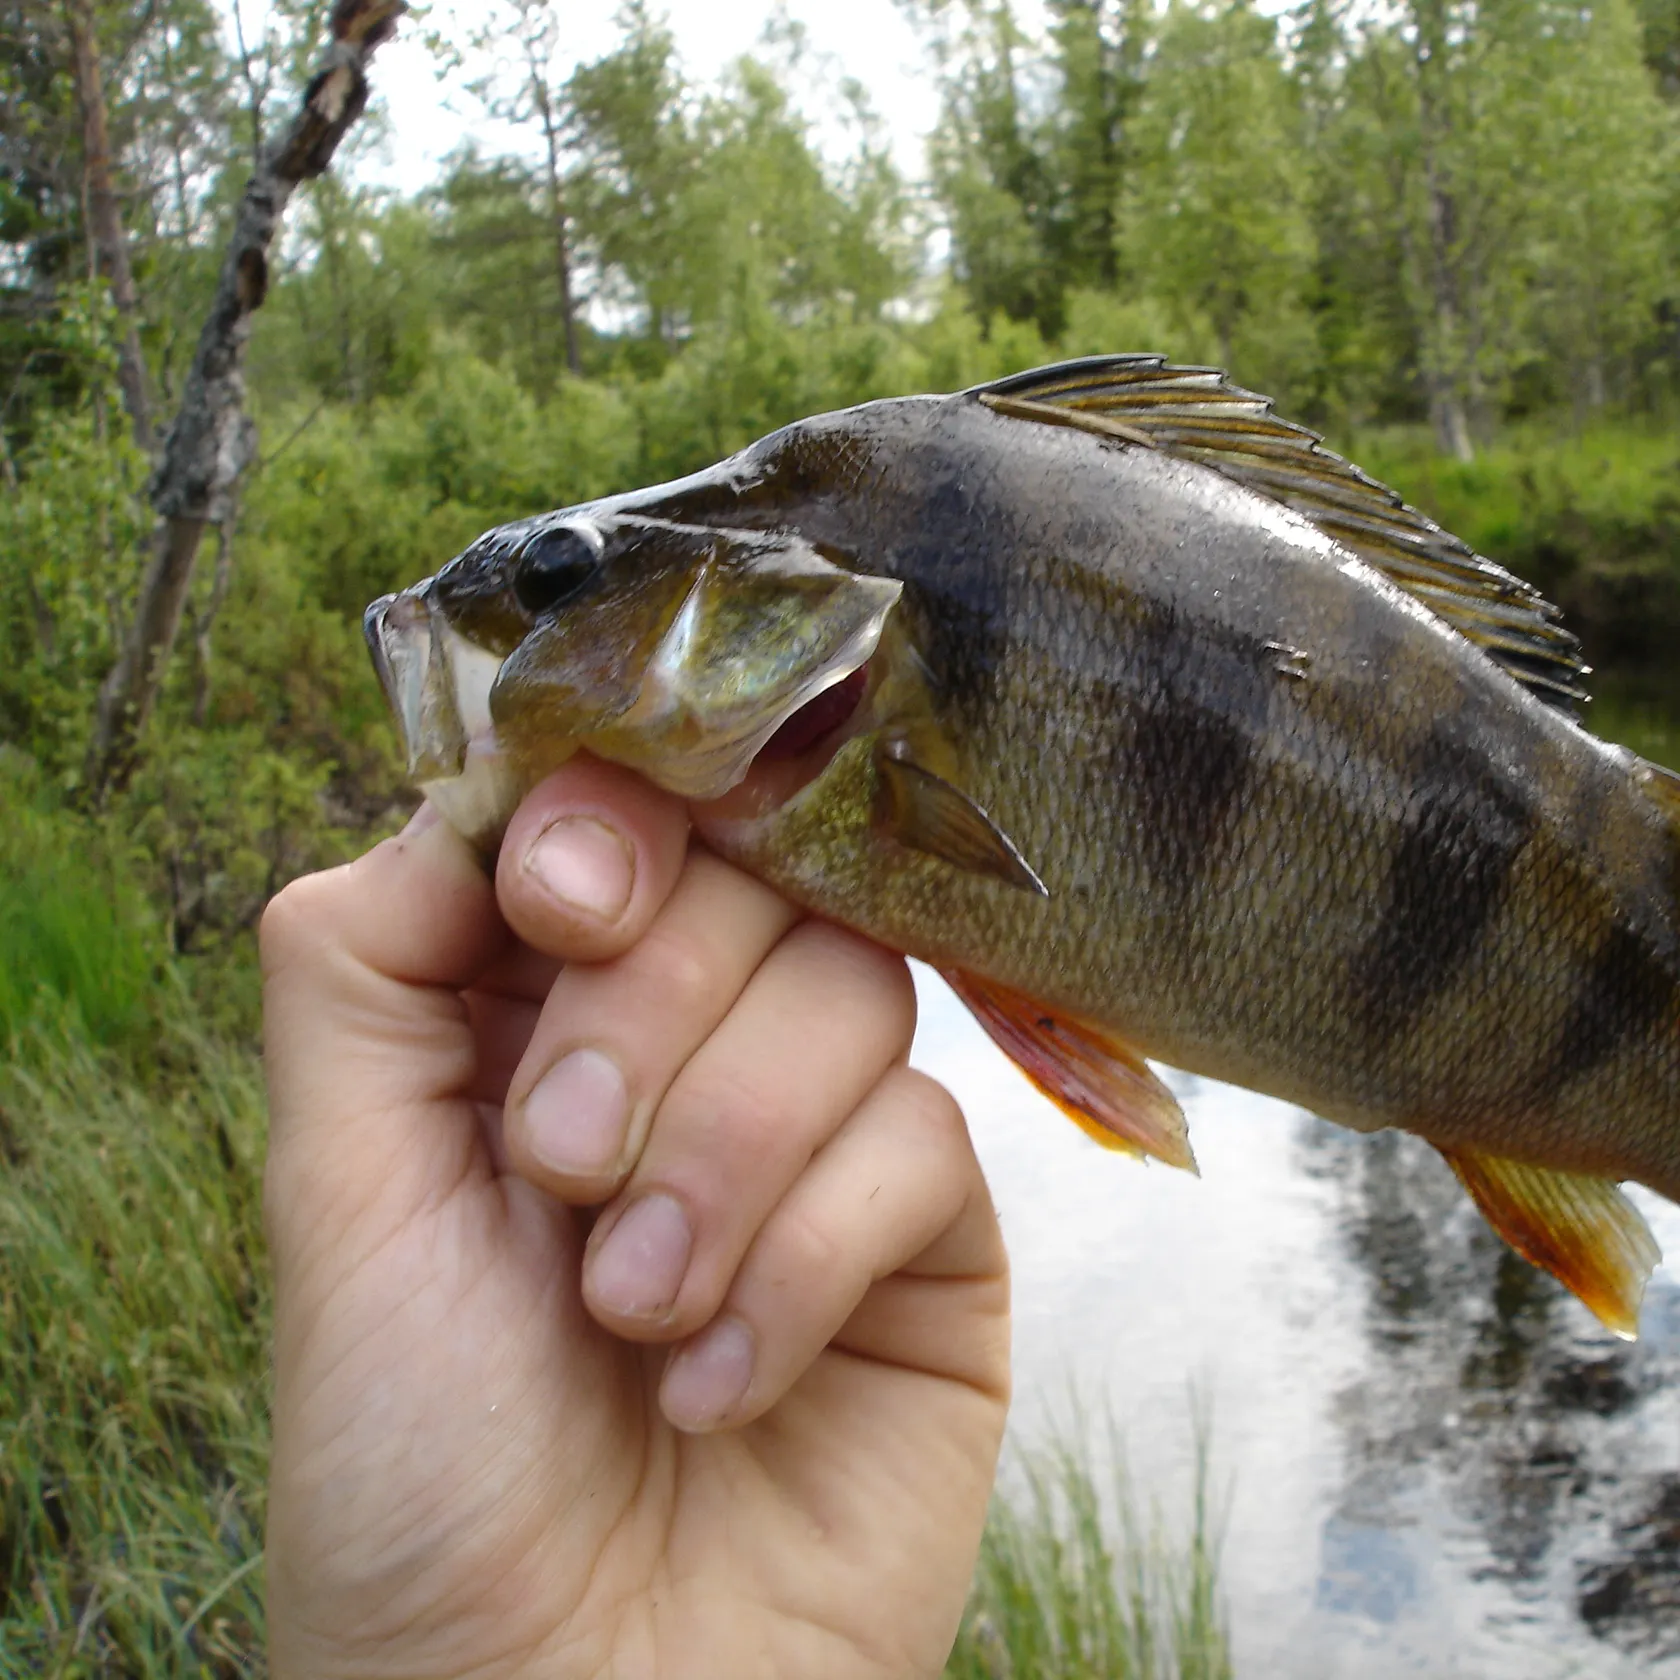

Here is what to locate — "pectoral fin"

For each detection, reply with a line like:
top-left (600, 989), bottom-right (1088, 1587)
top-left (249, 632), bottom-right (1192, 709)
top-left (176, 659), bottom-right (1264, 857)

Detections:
top-left (943, 970), bottom-right (1197, 1172)
top-left (874, 742), bottom-right (1048, 895)
top-left (1438, 1146), bottom-right (1659, 1339)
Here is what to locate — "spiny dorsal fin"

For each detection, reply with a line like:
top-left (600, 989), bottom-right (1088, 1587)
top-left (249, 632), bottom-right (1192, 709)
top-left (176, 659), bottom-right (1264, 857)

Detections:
top-left (972, 356), bottom-right (1591, 715)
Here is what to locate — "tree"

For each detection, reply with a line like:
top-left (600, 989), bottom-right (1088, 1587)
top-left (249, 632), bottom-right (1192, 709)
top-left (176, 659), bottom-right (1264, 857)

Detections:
top-left (471, 0), bottom-right (583, 374)
top-left (1523, 0), bottom-right (1675, 414)
top-left (565, 3), bottom-right (701, 346)
top-left (564, 9), bottom-right (912, 350)
top-left (1, 0), bottom-right (234, 452)
top-left (907, 0), bottom-right (1149, 336)
top-left (85, 0), bottom-right (407, 799)
top-left (1122, 0), bottom-right (1314, 388)
top-left (63, 0), bottom-right (155, 453)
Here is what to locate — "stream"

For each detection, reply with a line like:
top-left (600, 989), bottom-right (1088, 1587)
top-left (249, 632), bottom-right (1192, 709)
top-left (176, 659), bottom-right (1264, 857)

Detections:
top-left (910, 966), bottom-right (1680, 1679)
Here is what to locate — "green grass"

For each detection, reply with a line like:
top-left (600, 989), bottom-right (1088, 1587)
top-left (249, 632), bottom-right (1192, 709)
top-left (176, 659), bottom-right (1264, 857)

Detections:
top-left (0, 798), bottom-right (165, 1052)
top-left (945, 1416), bottom-right (1231, 1680)
top-left (0, 1018), bottom-right (270, 1676)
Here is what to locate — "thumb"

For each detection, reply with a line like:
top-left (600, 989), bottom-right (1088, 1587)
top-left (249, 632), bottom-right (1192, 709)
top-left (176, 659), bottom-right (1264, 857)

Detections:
top-left (260, 760), bottom-right (694, 1267)
top-left (260, 808), bottom-right (504, 1150)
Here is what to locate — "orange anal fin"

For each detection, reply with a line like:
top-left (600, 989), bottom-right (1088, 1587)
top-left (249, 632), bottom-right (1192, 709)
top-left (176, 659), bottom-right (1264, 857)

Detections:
top-left (942, 969), bottom-right (1197, 1174)
top-left (1439, 1146), bottom-right (1660, 1340)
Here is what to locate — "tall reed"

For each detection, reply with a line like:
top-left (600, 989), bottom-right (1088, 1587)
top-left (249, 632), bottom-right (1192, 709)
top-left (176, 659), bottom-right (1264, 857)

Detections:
top-left (945, 1414), bottom-right (1232, 1680)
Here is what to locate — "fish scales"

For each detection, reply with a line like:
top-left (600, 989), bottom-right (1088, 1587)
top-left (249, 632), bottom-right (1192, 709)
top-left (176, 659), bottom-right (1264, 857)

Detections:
top-left (365, 356), bottom-right (1680, 1331)
top-left (705, 406), bottom-right (1680, 1185)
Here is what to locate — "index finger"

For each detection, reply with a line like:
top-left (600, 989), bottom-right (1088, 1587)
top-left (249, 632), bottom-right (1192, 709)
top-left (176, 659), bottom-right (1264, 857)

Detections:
top-left (261, 758), bottom-right (693, 1148)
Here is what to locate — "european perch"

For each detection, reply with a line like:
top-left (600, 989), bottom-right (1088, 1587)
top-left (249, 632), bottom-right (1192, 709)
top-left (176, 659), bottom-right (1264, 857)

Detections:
top-left (366, 356), bottom-right (1680, 1338)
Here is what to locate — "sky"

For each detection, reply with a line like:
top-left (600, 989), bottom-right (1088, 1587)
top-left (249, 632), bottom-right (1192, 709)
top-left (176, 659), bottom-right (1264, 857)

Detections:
top-left (214, 0), bottom-right (1021, 195)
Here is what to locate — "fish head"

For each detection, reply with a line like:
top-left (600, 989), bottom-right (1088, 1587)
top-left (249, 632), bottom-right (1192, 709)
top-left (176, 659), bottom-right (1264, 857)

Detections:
top-left (365, 502), bottom-right (903, 847)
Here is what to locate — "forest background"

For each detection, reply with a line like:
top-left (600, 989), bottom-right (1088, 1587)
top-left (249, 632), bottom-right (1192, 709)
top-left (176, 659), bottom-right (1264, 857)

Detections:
top-left (2, 0), bottom-right (1680, 1668)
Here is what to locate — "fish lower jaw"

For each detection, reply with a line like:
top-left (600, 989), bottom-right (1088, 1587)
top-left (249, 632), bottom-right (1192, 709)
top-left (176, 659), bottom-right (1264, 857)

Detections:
top-left (420, 732), bottom-right (530, 854)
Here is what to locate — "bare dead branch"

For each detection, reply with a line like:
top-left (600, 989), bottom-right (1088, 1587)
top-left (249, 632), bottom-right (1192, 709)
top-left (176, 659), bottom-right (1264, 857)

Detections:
top-left (85, 0), bottom-right (407, 800)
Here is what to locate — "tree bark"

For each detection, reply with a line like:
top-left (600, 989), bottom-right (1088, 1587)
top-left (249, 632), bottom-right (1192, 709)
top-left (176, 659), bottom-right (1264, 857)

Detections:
top-left (531, 65), bottom-right (583, 374)
top-left (1411, 0), bottom-right (1474, 463)
top-left (84, 0), bottom-right (407, 801)
top-left (65, 0), bottom-right (155, 457)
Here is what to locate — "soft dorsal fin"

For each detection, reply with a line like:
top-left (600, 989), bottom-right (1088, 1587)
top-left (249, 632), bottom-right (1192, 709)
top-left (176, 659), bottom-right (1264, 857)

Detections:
top-left (972, 356), bottom-right (1590, 715)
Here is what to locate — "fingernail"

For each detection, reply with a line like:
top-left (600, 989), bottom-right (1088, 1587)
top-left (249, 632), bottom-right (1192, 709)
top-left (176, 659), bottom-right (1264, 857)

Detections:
top-left (589, 1193), bottom-right (691, 1320)
top-left (663, 1316), bottom-right (755, 1432)
top-left (522, 1050), bottom-right (628, 1178)
top-left (524, 816), bottom-right (634, 921)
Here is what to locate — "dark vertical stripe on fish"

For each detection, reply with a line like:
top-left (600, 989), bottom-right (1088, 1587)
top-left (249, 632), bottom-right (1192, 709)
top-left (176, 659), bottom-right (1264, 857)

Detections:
top-left (894, 477), bottom-right (1012, 726)
top-left (1544, 923), bottom-right (1675, 1092)
top-left (1126, 602), bottom-right (1267, 902)
top-left (1359, 720), bottom-right (1535, 1043)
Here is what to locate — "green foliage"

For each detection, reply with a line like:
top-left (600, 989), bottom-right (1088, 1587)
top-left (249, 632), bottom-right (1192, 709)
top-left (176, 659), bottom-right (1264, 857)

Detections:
top-left (1122, 0), bottom-right (1315, 400)
top-left (0, 759), bottom-right (166, 1050)
top-left (944, 1419), bottom-right (1231, 1680)
top-left (0, 1016), bottom-right (269, 1675)
top-left (1348, 418), bottom-right (1680, 713)
top-left (0, 291), bottom-right (150, 774)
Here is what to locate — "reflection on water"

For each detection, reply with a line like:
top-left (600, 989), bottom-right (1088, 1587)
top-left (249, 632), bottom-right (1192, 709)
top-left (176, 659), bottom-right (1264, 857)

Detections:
top-left (910, 966), bottom-right (1680, 1679)
top-left (1305, 1122), bottom-right (1680, 1672)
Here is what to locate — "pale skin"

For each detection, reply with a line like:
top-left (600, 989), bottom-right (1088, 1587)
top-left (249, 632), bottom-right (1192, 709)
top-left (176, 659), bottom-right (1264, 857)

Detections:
top-left (259, 756), bottom-right (1011, 1680)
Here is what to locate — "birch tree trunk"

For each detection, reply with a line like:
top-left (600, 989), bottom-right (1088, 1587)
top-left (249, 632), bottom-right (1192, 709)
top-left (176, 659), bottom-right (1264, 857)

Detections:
top-left (534, 73), bottom-right (583, 377)
top-left (84, 0), bottom-right (407, 801)
top-left (65, 0), bottom-right (155, 457)
top-left (1411, 0), bottom-right (1475, 464)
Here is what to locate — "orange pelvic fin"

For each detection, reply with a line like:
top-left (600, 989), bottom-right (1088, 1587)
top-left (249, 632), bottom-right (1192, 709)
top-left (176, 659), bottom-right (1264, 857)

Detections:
top-left (1438, 1146), bottom-right (1660, 1339)
top-left (942, 969), bottom-right (1197, 1173)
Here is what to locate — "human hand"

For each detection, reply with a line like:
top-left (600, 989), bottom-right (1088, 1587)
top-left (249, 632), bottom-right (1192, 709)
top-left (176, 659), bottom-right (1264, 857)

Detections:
top-left (259, 758), bottom-right (1010, 1680)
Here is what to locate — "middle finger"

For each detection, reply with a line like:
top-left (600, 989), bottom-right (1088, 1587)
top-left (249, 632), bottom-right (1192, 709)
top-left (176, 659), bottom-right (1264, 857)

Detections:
top-left (503, 848), bottom-right (800, 1200)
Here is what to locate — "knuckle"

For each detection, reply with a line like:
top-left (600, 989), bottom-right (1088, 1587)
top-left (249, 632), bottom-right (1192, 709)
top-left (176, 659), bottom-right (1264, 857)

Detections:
top-left (889, 1067), bottom-right (968, 1153)
top-left (259, 868), bottom-right (345, 975)
top-left (664, 1065), bottom-right (784, 1162)
top-left (769, 1201), bottom-right (850, 1289)
top-left (630, 924), bottom-right (717, 1026)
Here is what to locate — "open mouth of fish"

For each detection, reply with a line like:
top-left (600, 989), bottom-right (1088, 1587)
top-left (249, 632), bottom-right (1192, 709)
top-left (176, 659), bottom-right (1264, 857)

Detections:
top-left (363, 577), bottom-right (892, 845)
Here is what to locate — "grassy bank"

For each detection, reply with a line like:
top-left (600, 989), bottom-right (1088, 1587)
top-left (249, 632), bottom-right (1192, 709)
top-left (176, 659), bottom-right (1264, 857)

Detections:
top-left (0, 1018), bottom-right (269, 1674)
top-left (947, 1423), bottom-right (1230, 1680)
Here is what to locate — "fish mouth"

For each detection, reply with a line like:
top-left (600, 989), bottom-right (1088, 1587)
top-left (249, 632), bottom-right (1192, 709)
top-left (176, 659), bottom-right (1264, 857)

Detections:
top-left (364, 583), bottom-right (524, 844)
top-left (365, 554), bottom-right (896, 837)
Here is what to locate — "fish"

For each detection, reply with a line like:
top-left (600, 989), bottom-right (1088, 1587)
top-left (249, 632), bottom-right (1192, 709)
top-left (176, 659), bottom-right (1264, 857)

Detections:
top-left (364, 354), bottom-right (1680, 1339)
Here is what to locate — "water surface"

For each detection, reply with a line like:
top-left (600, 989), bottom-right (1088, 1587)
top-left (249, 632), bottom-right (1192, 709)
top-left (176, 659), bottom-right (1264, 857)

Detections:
top-left (910, 967), bottom-right (1680, 1679)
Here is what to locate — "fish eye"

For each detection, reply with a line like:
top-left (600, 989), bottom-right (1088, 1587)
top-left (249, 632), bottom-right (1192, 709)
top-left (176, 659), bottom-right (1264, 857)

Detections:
top-left (512, 526), bottom-right (603, 616)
